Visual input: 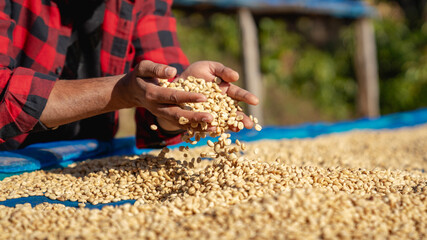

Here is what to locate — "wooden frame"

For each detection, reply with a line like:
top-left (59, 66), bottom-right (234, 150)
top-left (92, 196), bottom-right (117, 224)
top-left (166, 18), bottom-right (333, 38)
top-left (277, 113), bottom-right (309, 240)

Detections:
top-left (238, 8), bottom-right (264, 124)
top-left (354, 18), bottom-right (379, 118)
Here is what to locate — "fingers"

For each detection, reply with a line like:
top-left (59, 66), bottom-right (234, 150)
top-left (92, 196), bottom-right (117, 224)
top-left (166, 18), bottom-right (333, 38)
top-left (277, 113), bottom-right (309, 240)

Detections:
top-left (157, 117), bottom-right (217, 133)
top-left (225, 84), bottom-right (259, 106)
top-left (156, 105), bottom-right (213, 125)
top-left (136, 60), bottom-right (177, 79)
top-left (147, 85), bottom-right (207, 104)
top-left (209, 62), bottom-right (239, 83)
top-left (155, 104), bottom-right (254, 134)
top-left (227, 112), bottom-right (254, 132)
top-left (240, 112), bottom-right (255, 129)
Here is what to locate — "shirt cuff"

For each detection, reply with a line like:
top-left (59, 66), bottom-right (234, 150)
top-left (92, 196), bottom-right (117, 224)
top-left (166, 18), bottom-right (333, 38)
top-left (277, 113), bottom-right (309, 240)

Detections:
top-left (31, 121), bottom-right (58, 133)
top-left (1, 67), bottom-right (57, 141)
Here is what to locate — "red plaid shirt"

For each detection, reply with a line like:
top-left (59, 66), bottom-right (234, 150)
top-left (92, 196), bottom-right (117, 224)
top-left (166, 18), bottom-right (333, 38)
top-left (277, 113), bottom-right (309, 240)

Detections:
top-left (0, 0), bottom-right (189, 150)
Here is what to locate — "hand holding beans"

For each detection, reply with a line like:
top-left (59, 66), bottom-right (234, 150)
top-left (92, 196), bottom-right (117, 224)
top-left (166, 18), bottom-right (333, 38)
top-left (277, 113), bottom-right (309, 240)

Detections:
top-left (118, 60), bottom-right (259, 133)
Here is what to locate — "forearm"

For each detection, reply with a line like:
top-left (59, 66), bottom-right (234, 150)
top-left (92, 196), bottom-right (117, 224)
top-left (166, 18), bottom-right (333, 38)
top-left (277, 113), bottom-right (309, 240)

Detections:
top-left (40, 75), bottom-right (128, 128)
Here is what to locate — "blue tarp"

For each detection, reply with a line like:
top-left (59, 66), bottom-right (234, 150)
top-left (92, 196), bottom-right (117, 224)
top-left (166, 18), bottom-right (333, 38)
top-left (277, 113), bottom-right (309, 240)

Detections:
top-left (173, 0), bottom-right (376, 18)
top-left (0, 196), bottom-right (136, 210)
top-left (1, 107), bottom-right (427, 208)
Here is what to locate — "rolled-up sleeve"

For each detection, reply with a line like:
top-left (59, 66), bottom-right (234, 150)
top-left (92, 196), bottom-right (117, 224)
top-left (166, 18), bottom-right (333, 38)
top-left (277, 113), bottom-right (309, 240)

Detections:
top-left (132, 0), bottom-right (189, 148)
top-left (0, 6), bottom-right (57, 144)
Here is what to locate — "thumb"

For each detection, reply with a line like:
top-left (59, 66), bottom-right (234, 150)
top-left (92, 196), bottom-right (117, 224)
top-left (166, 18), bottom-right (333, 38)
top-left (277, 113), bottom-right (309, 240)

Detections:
top-left (209, 62), bottom-right (239, 83)
top-left (136, 60), bottom-right (177, 79)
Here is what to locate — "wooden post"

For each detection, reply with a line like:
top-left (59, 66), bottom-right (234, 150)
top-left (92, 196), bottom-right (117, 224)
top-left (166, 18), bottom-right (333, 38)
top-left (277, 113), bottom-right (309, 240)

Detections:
top-left (354, 18), bottom-right (380, 118)
top-left (238, 8), bottom-right (264, 125)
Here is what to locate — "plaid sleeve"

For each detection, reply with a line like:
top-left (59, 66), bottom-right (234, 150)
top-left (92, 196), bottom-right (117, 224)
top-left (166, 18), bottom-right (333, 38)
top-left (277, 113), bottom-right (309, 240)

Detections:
top-left (132, 0), bottom-right (189, 148)
top-left (0, 3), bottom-right (57, 144)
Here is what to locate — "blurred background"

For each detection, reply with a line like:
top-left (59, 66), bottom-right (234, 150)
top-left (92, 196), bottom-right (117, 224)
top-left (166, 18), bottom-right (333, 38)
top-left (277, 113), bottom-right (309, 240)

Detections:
top-left (117, 0), bottom-right (427, 137)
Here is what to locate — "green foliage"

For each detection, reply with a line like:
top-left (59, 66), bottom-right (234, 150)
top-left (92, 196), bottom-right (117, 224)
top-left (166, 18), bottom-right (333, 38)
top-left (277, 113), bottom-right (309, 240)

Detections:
top-left (374, 17), bottom-right (427, 113)
top-left (259, 17), bottom-right (357, 119)
top-left (173, 10), bottom-right (241, 68)
top-left (376, 0), bottom-right (427, 29)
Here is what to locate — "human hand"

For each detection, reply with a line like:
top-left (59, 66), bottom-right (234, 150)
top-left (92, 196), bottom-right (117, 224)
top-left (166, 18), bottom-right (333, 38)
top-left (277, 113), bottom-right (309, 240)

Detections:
top-left (179, 61), bottom-right (259, 131)
top-left (117, 60), bottom-right (213, 132)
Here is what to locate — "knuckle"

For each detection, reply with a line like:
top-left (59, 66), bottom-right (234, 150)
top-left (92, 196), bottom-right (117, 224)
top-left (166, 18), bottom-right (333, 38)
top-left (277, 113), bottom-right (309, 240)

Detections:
top-left (145, 88), bottom-right (156, 101)
top-left (137, 60), bottom-right (154, 75)
top-left (169, 92), bottom-right (178, 103)
top-left (152, 64), bottom-right (163, 76)
top-left (241, 91), bottom-right (249, 99)
top-left (136, 63), bottom-right (144, 74)
top-left (193, 114), bottom-right (202, 122)
top-left (140, 60), bottom-right (151, 66)
top-left (145, 92), bottom-right (154, 102)
top-left (138, 60), bottom-right (149, 71)
top-left (172, 111), bottom-right (181, 121)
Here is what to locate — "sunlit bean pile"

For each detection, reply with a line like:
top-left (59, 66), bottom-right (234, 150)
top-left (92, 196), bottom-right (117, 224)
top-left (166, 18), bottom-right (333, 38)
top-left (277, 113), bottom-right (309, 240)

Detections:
top-left (0, 124), bottom-right (426, 239)
top-left (0, 75), bottom-right (426, 239)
